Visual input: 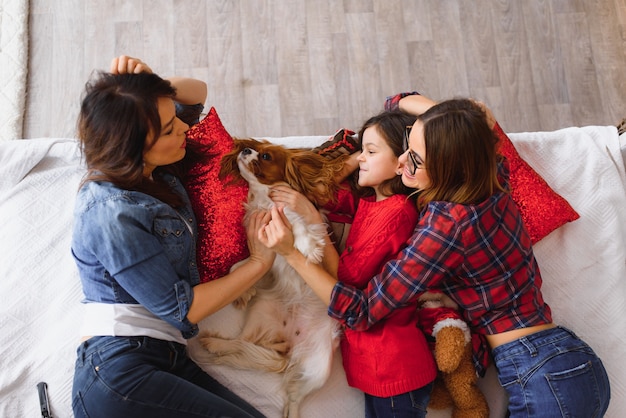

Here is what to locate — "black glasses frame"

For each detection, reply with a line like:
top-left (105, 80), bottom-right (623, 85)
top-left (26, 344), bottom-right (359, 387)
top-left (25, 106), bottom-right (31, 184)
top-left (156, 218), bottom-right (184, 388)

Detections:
top-left (404, 125), bottom-right (421, 176)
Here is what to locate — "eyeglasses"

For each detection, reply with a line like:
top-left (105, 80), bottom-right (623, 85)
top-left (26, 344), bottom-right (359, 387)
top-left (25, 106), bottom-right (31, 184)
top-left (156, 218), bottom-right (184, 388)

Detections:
top-left (404, 125), bottom-right (423, 176)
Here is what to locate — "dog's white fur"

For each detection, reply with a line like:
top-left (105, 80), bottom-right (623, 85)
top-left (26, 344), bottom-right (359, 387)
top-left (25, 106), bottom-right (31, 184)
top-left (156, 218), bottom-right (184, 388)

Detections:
top-left (200, 146), bottom-right (341, 418)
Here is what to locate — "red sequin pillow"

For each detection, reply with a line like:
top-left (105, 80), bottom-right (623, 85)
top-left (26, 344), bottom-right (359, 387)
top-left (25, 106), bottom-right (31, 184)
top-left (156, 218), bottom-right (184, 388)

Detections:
top-left (185, 108), bottom-right (249, 282)
top-left (494, 123), bottom-right (579, 243)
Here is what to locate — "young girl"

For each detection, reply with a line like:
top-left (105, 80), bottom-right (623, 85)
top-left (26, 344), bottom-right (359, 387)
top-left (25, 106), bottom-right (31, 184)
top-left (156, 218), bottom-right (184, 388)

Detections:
top-left (71, 56), bottom-right (274, 418)
top-left (261, 94), bottom-right (611, 417)
top-left (269, 110), bottom-right (437, 418)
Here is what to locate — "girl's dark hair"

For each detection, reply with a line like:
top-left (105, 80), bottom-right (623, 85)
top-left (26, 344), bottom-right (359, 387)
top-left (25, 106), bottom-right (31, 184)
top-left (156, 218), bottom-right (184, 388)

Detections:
top-left (415, 98), bottom-right (505, 210)
top-left (77, 71), bottom-right (204, 207)
top-left (354, 110), bottom-right (417, 199)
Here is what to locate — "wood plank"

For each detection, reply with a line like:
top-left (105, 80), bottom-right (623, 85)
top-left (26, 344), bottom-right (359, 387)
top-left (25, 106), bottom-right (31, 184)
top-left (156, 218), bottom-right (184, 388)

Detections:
top-left (203, 0), bottom-right (246, 136)
top-left (344, 11), bottom-right (383, 127)
top-left (373, 0), bottom-right (412, 96)
top-left (557, 12), bottom-right (604, 127)
top-left (407, 40), bottom-right (440, 100)
top-left (331, 32), bottom-right (356, 131)
top-left (275, 0), bottom-right (313, 135)
top-left (491, 0), bottom-right (541, 132)
top-left (173, 0), bottom-right (208, 69)
top-left (51, 0), bottom-right (86, 138)
top-left (143, 0), bottom-right (176, 76)
top-left (460, 0), bottom-right (500, 98)
top-left (523, 0), bottom-right (570, 108)
top-left (306, 0), bottom-right (340, 123)
top-left (84, 2), bottom-right (116, 74)
top-left (403, 0), bottom-right (433, 43)
top-left (114, 22), bottom-right (144, 59)
top-left (428, 0), bottom-right (470, 99)
top-left (24, 11), bottom-right (53, 137)
top-left (583, 0), bottom-right (626, 126)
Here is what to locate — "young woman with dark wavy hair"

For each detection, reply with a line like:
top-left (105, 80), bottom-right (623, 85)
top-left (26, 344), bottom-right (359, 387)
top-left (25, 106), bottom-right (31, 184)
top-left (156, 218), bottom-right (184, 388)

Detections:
top-left (71, 56), bottom-right (274, 418)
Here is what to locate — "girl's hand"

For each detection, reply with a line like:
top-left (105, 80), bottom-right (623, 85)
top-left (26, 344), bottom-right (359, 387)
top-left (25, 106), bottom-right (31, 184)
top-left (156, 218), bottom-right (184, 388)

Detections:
top-left (246, 210), bottom-right (276, 268)
top-left (269, 185), bottom-right (324, 225)
top-left (260, 206), bottom-right (298, 257)
top-left (110, 55), bottom-right (153, 75)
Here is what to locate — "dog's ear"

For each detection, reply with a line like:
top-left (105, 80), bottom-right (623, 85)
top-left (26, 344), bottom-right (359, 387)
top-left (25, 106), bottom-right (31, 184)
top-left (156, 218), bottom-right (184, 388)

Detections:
top-left (283, 151), bottom-right (331, 206)
top-left (286, 151), bottom-right (351, 206)
top-left (219, 138), bottom-right (257, 183)
top-left (218, 144), bottom-right (242, 182)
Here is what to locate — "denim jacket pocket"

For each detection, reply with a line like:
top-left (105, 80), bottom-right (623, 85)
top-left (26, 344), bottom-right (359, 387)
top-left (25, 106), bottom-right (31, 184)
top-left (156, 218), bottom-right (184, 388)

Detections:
top-left (153, 218), bottom-right (187, 264)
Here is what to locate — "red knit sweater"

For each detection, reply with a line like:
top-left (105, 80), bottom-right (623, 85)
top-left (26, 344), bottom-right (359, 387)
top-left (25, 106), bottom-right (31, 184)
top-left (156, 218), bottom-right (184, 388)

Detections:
top-left (328, 191), bottom-right (437, 397)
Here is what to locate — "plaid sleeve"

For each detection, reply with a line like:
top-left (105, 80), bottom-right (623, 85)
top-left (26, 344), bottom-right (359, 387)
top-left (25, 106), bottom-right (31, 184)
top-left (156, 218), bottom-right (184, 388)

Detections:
top-left (472, 333), bottom-right (490, 377)
top-left (329, 207), bottom-right (464, 330)
top-left (384, 91), bottom-right (421, 111)
top-left (313, 129), bottom-right (359, 159)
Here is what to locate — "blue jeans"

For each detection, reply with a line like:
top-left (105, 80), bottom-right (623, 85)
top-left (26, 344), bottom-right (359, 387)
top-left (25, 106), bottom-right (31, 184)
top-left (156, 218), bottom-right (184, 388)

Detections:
top-left (72, 336), bottom-right (265, 418)
top-left (364, 382), bottom-right (433, 418)
top-left (492, 326), bottom-right (610, 417)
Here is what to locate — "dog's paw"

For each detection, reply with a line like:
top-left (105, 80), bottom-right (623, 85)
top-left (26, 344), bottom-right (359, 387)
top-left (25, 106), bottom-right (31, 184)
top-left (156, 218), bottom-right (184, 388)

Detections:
top-left (199, 333), bottom-right (231, 354)
top-left (233, 286), bottom-right (257, 309)
top-left (198, 332), bottom-right (223, 353)
top-left (296, 223), bottom-right (327, 264)
top-left (267, 338), bottom-right (291, 356)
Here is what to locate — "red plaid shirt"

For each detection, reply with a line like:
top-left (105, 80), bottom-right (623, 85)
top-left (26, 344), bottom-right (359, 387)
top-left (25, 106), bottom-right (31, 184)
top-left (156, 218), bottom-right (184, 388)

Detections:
top-left (329, 93), bottom-right (553, 374)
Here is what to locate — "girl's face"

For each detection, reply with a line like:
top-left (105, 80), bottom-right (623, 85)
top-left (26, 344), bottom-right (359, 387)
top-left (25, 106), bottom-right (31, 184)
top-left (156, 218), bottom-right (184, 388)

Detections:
top-left (142, 97), bottom-right (189, 177)
top-left (400, 121), bottom-right (431, 190)
top-left (357, 125), bottom-right (403, 200)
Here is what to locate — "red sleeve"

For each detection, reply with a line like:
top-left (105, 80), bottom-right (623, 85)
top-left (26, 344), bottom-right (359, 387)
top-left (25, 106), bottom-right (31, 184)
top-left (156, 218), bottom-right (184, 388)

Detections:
top-left (323, 185), bottom-right (358, 224)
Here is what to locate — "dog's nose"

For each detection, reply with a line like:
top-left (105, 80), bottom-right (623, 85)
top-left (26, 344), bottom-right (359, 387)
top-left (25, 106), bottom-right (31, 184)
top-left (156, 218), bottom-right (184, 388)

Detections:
top-left (242, 148), bottom-right (253, 155)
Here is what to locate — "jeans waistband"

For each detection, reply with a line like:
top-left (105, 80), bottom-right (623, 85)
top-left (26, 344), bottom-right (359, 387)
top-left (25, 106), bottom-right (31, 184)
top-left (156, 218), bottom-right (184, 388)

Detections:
top-left (491, 326), bottom-right (579, 359)
top-left (78, 335), bottom-right (186, 358)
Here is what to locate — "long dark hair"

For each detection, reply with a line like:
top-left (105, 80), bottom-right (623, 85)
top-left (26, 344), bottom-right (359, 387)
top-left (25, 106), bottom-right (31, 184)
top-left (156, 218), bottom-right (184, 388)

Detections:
top-left (353, 110), bottom-right (417, 199)
top-left (77, 71), bottom-right (199, 207)
top-left (415, 98), bottom-right (505, 210)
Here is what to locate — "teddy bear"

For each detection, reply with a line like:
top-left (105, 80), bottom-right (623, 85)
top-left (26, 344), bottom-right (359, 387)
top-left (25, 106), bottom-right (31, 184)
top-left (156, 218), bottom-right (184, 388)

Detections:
top-left (417, 292), bottom-right (489, 418)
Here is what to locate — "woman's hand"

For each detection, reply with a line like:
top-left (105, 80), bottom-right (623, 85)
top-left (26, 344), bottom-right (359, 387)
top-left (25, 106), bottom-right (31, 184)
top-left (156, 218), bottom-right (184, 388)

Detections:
top-left (246, 210), bottom-right (276, 268)
top-left (109, 56), bottom-right (207, 105)
top-left (269, 185), bottom-right (324, 225)
top-left (110, 55), bottom-right (152, 75)
top-left (188, 210), bottom-right (275, 323)
top-left (260, 206), bottom-right (299, 258)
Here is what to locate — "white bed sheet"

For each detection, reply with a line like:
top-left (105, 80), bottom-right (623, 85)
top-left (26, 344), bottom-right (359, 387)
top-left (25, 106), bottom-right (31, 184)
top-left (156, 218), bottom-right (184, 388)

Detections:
top-left (0, 127), bottom-right (625, 417)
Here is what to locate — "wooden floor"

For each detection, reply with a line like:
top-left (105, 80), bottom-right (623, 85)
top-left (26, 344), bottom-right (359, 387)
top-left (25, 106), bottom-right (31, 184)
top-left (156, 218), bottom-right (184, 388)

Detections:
top-left (25, 0), bottom-right (625, 139)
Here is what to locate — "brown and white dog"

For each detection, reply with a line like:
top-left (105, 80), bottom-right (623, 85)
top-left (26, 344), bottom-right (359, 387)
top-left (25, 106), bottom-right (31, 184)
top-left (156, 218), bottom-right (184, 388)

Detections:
top-left (200, 139), bottom-right (349, 418)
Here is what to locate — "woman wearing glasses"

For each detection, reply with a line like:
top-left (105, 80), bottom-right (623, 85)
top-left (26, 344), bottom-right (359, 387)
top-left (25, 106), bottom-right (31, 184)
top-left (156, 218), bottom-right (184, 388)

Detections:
top-left (261, 92), bottom-right (610, 417)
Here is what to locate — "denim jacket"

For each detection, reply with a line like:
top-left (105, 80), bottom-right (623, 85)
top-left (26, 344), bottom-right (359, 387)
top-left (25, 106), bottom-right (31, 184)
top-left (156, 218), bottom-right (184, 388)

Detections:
top-left (71, 173), bottom-right (200, 339)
